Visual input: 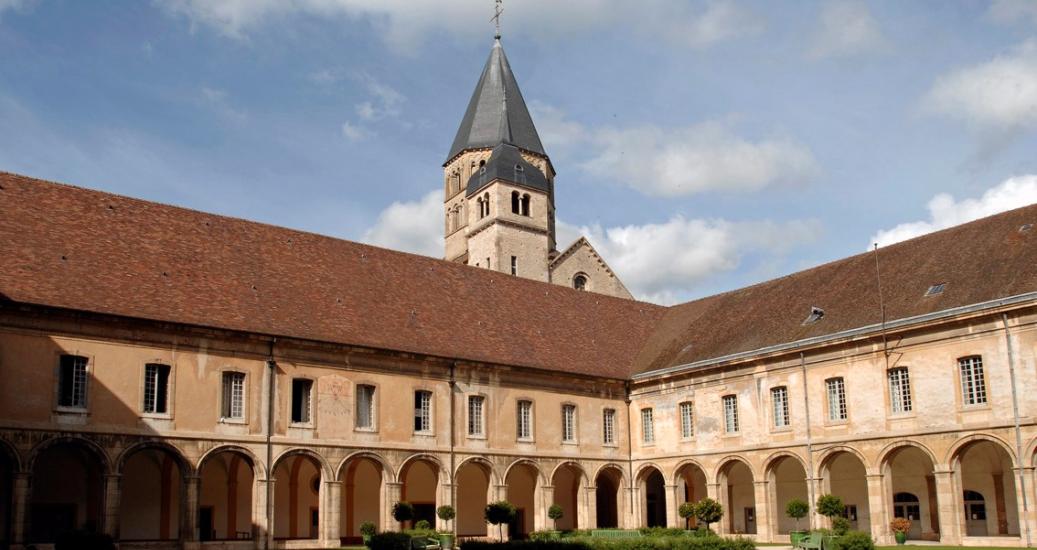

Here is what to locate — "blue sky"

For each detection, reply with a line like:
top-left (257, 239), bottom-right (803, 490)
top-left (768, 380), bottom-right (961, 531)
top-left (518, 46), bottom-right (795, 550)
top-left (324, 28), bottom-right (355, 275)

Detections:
top-left (2, 0), bottom-right (1037, 304)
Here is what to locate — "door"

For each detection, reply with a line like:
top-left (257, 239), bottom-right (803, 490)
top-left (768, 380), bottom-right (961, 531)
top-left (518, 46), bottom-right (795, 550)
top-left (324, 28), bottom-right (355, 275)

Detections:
top-left (310, 507), bottom-right (320, 539)
top-left (744, 507), bottom-right (756, 534)
top-left (964, 491), bottom-right (987, 536)
top-left (199, 506), bottom-right (214, 541)
top-left (893, 493), bottom-right (922, 539)
top-left (508, 508), bottom-right (527, 540)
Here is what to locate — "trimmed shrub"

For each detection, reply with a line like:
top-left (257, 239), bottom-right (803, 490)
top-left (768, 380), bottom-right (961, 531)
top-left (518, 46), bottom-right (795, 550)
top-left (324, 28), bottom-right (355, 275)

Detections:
top-left (485, 501), bottom-right (518, 541)
top-left (693, 498), bottom-right (724, 533)
top-left (830, 531), bottom-right (874, 550)
top-left (815, 495), bottom-right (844, 520)
top-left (459, 535), bottom-right (754, 550)
top-left (361, 521), bottom-right (378, 537)
top-left (394, 501), bottom-right (416, 523)
top-left (549, 504), bottom-right (565, 529)
top-left (785, 499), bottom-right (809, 531)
top-left (416, 520), bottom-right (432, 531)
top-left (678, 502), bottom-right (697, 529)
top-left (369, 532), bottom-right (412, 550)
top-left (831, 517), bottom-right (851, 536)
top-left (638, 527), bottom-right (687, 537)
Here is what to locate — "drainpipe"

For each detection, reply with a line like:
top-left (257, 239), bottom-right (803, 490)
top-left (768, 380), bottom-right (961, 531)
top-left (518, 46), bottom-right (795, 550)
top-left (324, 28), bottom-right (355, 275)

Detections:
top-left (450, 362), bottom-right (458, 536)
top-left (1002, 314), bottom-right (1031, 547)
top-left (265, 339), bottom-right (277, 550)
top-left (800, 352), bottom-right (817, 528)
top-left (625, 381), bottom-right (635, 520)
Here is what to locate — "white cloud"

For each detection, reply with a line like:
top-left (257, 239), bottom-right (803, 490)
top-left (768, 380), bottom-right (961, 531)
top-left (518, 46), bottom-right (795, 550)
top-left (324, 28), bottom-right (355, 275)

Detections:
top-left (869, 175), bottom-right (1037, 247)
top-left (923, 40), bottom-right (1037, 131)
top-left (559, 216), bottom-right (821, 304)
top-left (157, 0), bottom-right (761, 52)
top-left (353, 73), bottom-right (404, 121)
top-left (988, 0), bottom-right (1037, 26)
top-left (532, 103), bottom-right (818, 196)
top-left (0, 0), bottom-right (33, 17)
top-left (809, 0), bottom-right (887, 59)
top-left (341, 121), bottom-right (368, 142)
top-left (362, 190), bottom-right (443, 257)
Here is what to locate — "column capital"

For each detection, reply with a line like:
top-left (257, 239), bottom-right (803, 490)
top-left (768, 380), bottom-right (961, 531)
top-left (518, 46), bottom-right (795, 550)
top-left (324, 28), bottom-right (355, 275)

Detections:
top-left (753, 480), bottom-right (769, 486)
top-left (324, 480), bottom-right (343, 486)
top-left (865, 473), bottom-right (884, 480)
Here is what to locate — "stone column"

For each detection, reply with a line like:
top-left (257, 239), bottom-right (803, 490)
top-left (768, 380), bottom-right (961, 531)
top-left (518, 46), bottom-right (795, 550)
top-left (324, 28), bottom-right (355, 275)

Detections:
top-left (933, 470), bottom-right (960, 545)
top-left (626, 485), bottom-right (640, 529)
top-left (439, 482), bottom-right (455, 532)
top-left (706, 482), bottom-right (722, 534)
top-left (754, 480), bottom-right (772, 542)
top-left (807, 477), bottom-right (825, 530)
top-left (494, 484), bottom-right (510, 540)
top-left (182, 475), bottom-right (200, 544)
top-left (103, 473), bottom-right (122, 540)
top-left (665, 484), bottom-right (680, 529)
top-left (538, 485), bottom-right (553, 532)
top-left (385, 482), bottom-right (402, 532)
top-left (324, 480), bottom-right (342, 547)
top-left (255, 476), bottom-right (273, 548)
top-left (1012, 467), bottom-right (1035, 545)
top-left (866, 474), bottom-right (888, 544)
top-left (584, 485), bottom-right (597, 530)
top-left (10, 472), bottom-right (29, 545)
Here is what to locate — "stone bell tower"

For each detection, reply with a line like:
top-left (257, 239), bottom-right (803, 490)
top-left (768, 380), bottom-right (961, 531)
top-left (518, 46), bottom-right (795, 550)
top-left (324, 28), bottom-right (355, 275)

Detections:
top-left (442, 36), bottom-right (557, 282)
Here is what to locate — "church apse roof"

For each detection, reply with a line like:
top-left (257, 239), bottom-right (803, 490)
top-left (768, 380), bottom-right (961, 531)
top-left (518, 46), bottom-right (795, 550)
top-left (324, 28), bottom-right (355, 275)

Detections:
top-left (446, 38), bottom-right (546, 165)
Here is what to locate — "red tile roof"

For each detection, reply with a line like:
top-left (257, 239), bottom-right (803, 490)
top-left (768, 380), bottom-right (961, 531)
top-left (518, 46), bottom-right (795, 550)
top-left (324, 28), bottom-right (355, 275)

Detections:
top-left (0, 172), bottom-right (663, 379)
top-left (2, 171), bottom-right (1035, 380)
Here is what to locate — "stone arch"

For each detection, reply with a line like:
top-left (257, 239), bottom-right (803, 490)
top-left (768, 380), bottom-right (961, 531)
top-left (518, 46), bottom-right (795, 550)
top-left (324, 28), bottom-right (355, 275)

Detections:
top-left (272, 448), bottom-right (334, 481)
top-left (765, 452), bottom-right (810, 535)
top-left (763, 451), bottom-right (808, 476)
top-left (0, 438), bottom-right (22, 474)
top-left (551, 461), bottom-right (589, 486)
top-left (673, 460), bottom-right (709, 529)
top-left (634, 462), bottom-right (666, 483)
top-left (878, 440), bottom-right (940, 471)
top-left (881, 442), bottom-right (940, 540)
top-left (339, 451), bottom-right (395, 484)
top-left (551, 461), bottom-right (587, 531)
top-left (504, 458), bottom-right (547, 487)
top-left (398, 453), bottom-right (446, 482)
top-left (637, 464), bottom-right (667, 528)
top-left (594, 464), bottom-right (625, 529)
top-left (717, 456), bottom-right (757, 534)
top-left (197, 444), bottom-right (266, 480)
top-left (714, 455), bottom-right (758, 484)
top-left (505, 459), bottom-right (542, 538)
top-left (455, 456), bottom-right (501, 486)
top-left (672, 458), bottom-right (708, 486)
top-left (116, 440), bottom-right (194, 477)
top-left (946, 433), bottom-right (1018, 468)
top-left (27, 435), bottom-right (111, 475)
top-left (593, 463), bottom-right (626, 485)
top-left (456, 456), bottom-right (495, 537)
top-left (816, 445), bottom-right (872, 478)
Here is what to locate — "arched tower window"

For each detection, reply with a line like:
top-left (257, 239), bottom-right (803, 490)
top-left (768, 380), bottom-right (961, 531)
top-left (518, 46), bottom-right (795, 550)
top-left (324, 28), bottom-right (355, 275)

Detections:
top-left (483, 193), bottom-right (490, 217)
top-left (573, 273), bottom-right (588, 291)
top-left (521, 194), bottom-right (531, 216)
top-left (511, 191), bottom-right (520, 214)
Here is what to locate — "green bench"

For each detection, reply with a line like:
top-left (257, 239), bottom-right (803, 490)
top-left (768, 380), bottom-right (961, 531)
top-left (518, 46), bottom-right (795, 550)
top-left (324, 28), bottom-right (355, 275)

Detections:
top-left (794, 532), bottom-right (824, 550)
top-left (411, 536), bottom-right (441, 550)
top-left (590, 530), bottom-right (643, 539)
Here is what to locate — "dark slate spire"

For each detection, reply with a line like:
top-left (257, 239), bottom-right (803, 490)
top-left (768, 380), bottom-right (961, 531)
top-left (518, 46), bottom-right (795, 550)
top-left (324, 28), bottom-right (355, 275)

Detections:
top-left (445, 38), bottom-right (546, 164)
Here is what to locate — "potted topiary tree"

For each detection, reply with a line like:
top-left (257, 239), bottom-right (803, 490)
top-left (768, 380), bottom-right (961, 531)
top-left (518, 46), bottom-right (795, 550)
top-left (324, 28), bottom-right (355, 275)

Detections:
top-left (484, 501), bottom-right (517, 542)
top-left (816, 494), bottom-right (845, 546)
top-left (890, 517), bottom-right (911, 545)
top-left (437, 505), bottom-right (456, 550)
top-left (786, 498), bottom-right (809, 545)
top-left (360, 521), bottom-right (377, 547)
top-left (678, 502), bottom-right (697, 531)
top-left (548, 504), bottom-right (564, 535)
top-left (393, 501), bottom-right (416, 530)
top-left (693, 498), bottom-right (724, 534)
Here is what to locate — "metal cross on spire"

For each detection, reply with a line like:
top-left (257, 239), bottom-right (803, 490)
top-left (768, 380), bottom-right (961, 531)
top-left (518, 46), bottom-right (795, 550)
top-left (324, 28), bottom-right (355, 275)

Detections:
top-left (491, 0), bottom-right (503, 39)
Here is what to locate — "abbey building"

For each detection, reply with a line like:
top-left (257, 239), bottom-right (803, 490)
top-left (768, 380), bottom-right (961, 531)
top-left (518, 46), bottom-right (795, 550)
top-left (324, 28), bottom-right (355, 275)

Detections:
top-left (0, 37), bottom-right (1036, 550)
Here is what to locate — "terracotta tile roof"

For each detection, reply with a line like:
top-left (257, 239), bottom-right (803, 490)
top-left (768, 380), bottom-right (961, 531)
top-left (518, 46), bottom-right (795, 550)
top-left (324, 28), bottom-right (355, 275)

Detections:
top-left (630, 202), bottom-right (1037, 376)
top-left (3, 171), bottom-right (1035, 381)
top-left (0, 172), bottom-right (663, 379)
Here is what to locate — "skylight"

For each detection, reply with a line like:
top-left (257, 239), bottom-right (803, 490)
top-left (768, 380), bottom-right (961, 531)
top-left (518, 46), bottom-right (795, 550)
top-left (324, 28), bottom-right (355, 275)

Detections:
top-left (803, 306), bottom-right (825, 325)
top-left (925, 283), bottom-right (946, 297)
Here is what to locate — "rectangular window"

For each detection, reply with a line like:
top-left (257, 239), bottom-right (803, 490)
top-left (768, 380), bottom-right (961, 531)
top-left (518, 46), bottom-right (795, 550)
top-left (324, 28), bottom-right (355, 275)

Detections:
top-left (641, 408), bottom-right (654, 444)
top-left (356, 384), bottom-right (375, 429)
top-left (603, 408), bottom-right (616, 445)
top-left (468, 395), bottom-right (485, 436)
top-left (959, 356), bottom-right (987, 406)
top-left (414, 390), bottom-right (432, 433)
top-left (562, 404), bottom-right (577, 442)
top-left (517, 400), bottom-right (532, 440)
top-left (679, 401), bottom-right (694, 438)
top-left (888, 367), bottom-right (912, 413)
top-left (723, 395), bottom-right (739, 433)
top-left (58, 354), bottom-right (88, 409)
top-left (291, 378), bottom-right (313, 424)
top-left (221, 372), bottom-right (245, 420)
top-left (826, 377), bottom-right (848, 421)
top-left (771, 386), bottom-right (789, 428)
top-left (511, 256), bottom-right (518, 276)
top-left (143, 363), bottom-right (171, 414)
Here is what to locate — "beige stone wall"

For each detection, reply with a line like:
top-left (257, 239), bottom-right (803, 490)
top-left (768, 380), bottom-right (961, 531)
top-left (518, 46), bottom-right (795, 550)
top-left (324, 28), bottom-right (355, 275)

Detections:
top-left (550, 241), bottom-right (633, 299)
top-left (465, 180), bottom-right (552, 281)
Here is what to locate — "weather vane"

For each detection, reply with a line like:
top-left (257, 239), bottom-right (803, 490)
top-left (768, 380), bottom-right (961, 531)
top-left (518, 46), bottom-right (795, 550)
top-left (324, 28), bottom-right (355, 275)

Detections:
top-left (491, 0), bottom-right (503, 39)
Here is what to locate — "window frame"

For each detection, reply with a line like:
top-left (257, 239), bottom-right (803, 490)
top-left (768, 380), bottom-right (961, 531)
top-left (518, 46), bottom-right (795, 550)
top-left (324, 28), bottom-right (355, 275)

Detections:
top-left (825, 377), bottom-right (848, 423)
top-left (142, 362), bottom-right (173, 418)
top-left (771, 386), bottom-right (790, 429)
top-left (722, 394), bottom-right (739, 434)
top-left (467, 394), bottom-right (486, 438)
top-left (516, 399), bottom-right (534, 442)
top-left (290, 377), bottom-right (315, 427)
top-left (354, 383), bottom-right (378, 432)
top-left (219, 371), bottom-right (247, 423)
top-left (887, 367), bottom-right (913, 415)
top-left (958, 356), bottom-right (988, 407)
top-left (561, 403), bottom-right (578, 444)
top-left (640, 407), bottom-right (655, 445)
top-left (55, 353), bottom-right (91, 413)
top-left (679, 401), bottom-right (695, 439)
top-left (602, 408), bottom-right (617, 447)
top-left (413, 389), bottom-right (434, 435)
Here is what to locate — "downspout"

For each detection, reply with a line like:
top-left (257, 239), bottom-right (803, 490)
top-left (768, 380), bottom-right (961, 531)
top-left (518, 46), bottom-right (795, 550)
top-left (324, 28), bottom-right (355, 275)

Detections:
top-left (800, 352), bottom-right (816, 528)
top-left (265, 338), bottom-right (277, 550)
top-left (625, 381), bottom-right (635, 520)
top-left (450, 362), bottom-right (458, 536)
top-left (1002, 314), bottom-right (1031, 547)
